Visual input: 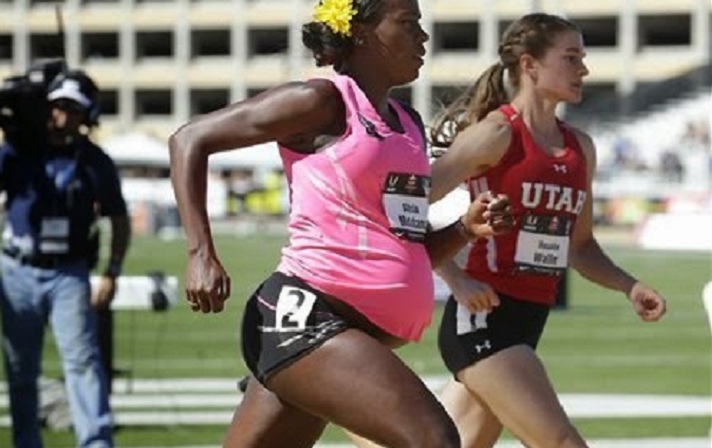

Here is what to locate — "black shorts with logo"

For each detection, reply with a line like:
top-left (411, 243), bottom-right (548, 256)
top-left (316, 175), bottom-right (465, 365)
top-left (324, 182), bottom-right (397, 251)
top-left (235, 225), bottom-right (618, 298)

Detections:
top-left (438, 293), bottom-right (550, 375)
top-left (241, 271), bottom-right (349, 384)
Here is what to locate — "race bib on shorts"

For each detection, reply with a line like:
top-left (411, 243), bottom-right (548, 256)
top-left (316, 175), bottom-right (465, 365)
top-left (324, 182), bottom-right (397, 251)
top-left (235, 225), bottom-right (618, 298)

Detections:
top-left (382, 173), bottom-right (430, 243)
top-left (514, 213), bottom-right (571, 275)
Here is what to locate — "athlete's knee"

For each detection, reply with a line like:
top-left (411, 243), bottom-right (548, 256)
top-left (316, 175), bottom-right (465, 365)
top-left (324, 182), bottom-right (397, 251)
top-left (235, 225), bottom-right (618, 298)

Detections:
top-left (376, 414), bottom-right (459, 448)
top-left (426, 423), bottom-right (460, 448)
top-left (407, 415), bottom-right (460, 448)
top-left (542, 424), bottom-right (588, 448)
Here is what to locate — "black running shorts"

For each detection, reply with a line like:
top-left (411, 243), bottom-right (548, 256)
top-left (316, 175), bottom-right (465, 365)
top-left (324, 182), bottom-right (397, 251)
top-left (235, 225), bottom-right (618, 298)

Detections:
top-left (438, 293), bottom-right (550, 375)
top-left (241, 272), bottom-right (349, 384)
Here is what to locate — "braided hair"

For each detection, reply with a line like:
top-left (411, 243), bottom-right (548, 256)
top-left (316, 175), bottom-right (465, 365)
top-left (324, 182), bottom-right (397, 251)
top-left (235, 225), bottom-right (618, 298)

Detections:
top-left (429, 13), bottom-right (579, 149)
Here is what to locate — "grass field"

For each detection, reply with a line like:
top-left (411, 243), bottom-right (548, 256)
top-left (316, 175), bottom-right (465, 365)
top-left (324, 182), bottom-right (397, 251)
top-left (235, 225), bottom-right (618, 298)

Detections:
top-left (1, 229), bottom-right (710, 446)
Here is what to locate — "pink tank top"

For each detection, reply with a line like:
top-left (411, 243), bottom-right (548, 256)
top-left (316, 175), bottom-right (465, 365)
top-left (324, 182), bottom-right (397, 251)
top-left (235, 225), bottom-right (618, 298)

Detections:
top-left (276, 75), bottom-right (433, 341)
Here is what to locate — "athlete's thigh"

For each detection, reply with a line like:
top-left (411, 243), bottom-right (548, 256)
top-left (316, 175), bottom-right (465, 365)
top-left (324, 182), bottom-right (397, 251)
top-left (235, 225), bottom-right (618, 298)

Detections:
top-left (268, 328), bottom-right (460, 448)
top-left (459, 345), bottom-right (586, 448)
top-left (224, 376), bottom-right (327, 448)
top-left (439, 379), bottom-right (502, 448)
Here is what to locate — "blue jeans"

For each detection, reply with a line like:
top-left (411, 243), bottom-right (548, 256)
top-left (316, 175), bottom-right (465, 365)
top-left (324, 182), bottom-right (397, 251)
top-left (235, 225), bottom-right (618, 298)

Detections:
top-left (0, 255), bottom-right (113, 448)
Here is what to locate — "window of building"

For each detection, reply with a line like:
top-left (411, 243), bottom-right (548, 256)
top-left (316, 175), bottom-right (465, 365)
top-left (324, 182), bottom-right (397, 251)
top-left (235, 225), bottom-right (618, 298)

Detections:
top-left (190, 88), bottom-right (230, 116)
top-left (247, 27), bottom-right (288, 57)
top-left (191, 29), bottom-right (230, 58)
top-left (0, 34), bottom-right (12, 61)
top-left (81, 32), bottom-right (119, 61)
top-left (29, 33), bottom-right (64, 60)
top-left (136, 31), bottom-right (174, 59)
top-left (135, 89), bottom-right (172, 116)
top-left (639, 14), bottom-right (691, 47)
top-left (97, 88), bottom-right (118, 117)
top-left (576, 82), bottom-right (618, 111)
top-left (432, 21), bottom-right (479, 52)
top-left (564, 82), bottom-right (618, 123)
top-left (246, 87), bottom-right (268, 98)
top-left (497, 20), bottom-right (513, 41)
top-left (577, 17), bottom-right (618, 47)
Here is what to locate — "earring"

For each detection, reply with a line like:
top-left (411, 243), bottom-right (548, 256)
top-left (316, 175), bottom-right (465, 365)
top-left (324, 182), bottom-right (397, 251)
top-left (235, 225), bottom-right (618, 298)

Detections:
top-left (354, 37), bottom-right (365, 46)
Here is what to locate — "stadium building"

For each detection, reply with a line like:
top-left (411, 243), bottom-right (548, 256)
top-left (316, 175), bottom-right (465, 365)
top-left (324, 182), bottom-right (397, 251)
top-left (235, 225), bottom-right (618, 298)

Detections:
top-left (0, 0), bottom-right (709, 141)
top-left (1, 0), bottom-right (709, 234)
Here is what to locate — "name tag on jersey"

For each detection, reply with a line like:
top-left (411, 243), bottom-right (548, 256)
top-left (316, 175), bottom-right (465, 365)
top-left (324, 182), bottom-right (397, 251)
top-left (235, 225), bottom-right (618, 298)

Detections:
top-left (40, 218), bottom-right (69, 238)
top-left (514, 214), bottom-right (570, 275)
top-left (39, 217), bottom-right (70, 254)
top-left (382, 173), bottom-right (430, 243)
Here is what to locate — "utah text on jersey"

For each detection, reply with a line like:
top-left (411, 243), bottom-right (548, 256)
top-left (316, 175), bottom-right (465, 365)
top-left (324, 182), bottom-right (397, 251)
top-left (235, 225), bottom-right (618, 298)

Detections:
top-left (521, 182), bottom-right (586, 214)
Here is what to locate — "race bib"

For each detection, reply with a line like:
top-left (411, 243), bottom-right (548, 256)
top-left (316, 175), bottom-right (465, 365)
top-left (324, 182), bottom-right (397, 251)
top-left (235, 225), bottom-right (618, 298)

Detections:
top-left (382, 173), bottom-right (430, 243)
top-left (39, 217), bottom-right (70, 254)
top-left (456, 303), bottom-right (489, 335)
top-left (514, 213), bottom-right (571, 275)
top-left (276, 286), bottom-right (317, 332)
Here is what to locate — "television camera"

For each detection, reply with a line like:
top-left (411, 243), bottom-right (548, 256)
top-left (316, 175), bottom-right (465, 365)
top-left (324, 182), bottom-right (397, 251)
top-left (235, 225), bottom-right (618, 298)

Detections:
top-left (0, 58), bottom-right (67, 151)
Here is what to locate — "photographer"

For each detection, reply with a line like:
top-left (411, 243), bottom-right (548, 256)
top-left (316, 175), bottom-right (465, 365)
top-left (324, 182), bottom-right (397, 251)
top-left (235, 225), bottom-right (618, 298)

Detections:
top-left (0, 68), bottom-right (130, 448)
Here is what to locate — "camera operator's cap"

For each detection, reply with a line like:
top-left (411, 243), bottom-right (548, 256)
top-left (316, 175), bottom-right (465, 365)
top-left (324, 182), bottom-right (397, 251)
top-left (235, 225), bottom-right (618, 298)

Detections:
top-left (47, 77), bottom-right (92, 109)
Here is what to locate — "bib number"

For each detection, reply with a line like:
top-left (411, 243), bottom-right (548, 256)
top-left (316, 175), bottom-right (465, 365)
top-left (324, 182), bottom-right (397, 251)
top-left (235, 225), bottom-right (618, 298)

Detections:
top-left (276, 286), bottom-right (317, 331)
top-left (39, 217), bottom-right (69, 254)
top-left (456, 303), bottom-right (489, 335)
top-left (514, 214), bottom-right (570, 275)
top-left (382, 173), bottom-right (430, 243)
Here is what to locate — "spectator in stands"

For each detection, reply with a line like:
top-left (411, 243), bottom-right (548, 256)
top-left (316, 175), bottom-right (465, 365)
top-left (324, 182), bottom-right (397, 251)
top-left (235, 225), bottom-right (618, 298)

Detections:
top-left (226, 169), bottom-right (255, 216)
top-left (350, 12), bottom-right (667, 448)
top-left (612, 135), bottom-right (635, 168)
top-left (660, 150), bottom-right (684, 182)
top-left (682, 120), bottom-right (710, 151)
top-left (0, 69), bottom-right (130, 448)
top-left (169, 1), bottom-right (513, 447)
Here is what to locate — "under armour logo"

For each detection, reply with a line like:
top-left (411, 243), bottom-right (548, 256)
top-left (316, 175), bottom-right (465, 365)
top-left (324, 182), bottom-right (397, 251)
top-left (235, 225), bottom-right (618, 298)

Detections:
top-left (358, 113), bottom-right (384, 140)
top-left (474, 339), bottom-right (492, 354)
top-left (553, 164), bottom-right (567, 173)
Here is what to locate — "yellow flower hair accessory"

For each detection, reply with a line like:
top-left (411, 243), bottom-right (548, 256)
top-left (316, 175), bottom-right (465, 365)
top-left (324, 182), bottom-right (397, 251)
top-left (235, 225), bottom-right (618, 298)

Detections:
top-left (313, 0), bottom-right (357, 37)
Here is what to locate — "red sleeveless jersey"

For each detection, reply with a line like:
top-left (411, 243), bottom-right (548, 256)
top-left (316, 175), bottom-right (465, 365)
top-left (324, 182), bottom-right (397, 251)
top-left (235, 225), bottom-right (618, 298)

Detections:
top-left (462, 104), bottom-right (588, 306)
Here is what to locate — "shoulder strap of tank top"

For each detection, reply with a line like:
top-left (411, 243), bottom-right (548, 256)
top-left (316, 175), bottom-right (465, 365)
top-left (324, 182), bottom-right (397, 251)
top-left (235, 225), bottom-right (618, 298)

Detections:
top-left (464, 104), bottom-right (521, 200)
top-left (328, 75), bottom-right (360, 118)
top-left (498, 104), bottom-right (519, 122)
top-left (395, 100), bottom-right (426, 153)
